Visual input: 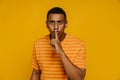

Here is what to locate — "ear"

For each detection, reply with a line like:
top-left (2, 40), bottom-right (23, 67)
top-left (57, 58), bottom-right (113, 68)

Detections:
top-left (65, 20), bottom-right (68, 28)
top-left (46, 20), bottom-right (48, 28)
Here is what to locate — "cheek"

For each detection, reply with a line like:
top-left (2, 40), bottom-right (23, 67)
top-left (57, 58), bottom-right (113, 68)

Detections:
top-left (59, 26), bottom-right (65, 31)
top-left (48, 26), bottom-right (54, 32)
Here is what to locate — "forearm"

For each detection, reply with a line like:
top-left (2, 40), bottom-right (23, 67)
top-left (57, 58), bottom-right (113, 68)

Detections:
top-left (31, 75), bottom-right (40, 80)
top-left (60, 52), bottom-right (84, 80)
top-left (30, 69), bottom-right (40, 80)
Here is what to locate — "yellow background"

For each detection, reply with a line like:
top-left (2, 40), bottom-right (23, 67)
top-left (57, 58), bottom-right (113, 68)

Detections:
top-left (0, 0), bottom-right (120, 80)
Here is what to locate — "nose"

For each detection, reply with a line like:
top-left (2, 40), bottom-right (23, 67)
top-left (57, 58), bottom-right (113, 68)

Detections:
top-left (54, 22), bottom-right (58, 31)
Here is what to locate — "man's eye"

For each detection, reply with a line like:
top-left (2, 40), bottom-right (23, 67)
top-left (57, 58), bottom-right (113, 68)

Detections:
top-left (58, 22), bottom-right (63, 25)
top-left (49, 21), bottom-right (54, 25)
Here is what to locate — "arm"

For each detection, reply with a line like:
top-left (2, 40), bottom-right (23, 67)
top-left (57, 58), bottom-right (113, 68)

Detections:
top-left (30, 69), bottom-right (41, 80)
top-left (60, 52), bottom-right (86, 80)
top-left (52, 42), bottom-right (86, 80)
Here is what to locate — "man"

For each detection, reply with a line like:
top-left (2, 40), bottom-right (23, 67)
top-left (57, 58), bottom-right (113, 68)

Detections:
top-left (30, 7), bottom-right (86, 80)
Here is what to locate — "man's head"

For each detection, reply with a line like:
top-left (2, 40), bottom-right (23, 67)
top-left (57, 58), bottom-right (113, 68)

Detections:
top-left (47, 7), bottom-right (67, 21)
top-left (46, 7), bottom-right (67, 40)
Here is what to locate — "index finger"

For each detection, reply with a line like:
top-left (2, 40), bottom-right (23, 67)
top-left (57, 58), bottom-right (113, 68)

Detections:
top-left (55, 30), bottom-right (58, 40)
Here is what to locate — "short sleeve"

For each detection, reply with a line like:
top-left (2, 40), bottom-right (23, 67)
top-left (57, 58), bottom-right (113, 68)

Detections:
top-left (31, 46), bottom-right (40, 70)
top-left (73, 42), bottom-right (86, 69)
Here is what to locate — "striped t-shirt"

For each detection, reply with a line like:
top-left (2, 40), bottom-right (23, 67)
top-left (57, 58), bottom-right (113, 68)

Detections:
top-left (32, 34), bottom-right (86, 80)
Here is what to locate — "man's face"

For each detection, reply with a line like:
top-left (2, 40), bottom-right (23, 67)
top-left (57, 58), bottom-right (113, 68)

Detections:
top-left (46, 14), bottom-right (67, 39)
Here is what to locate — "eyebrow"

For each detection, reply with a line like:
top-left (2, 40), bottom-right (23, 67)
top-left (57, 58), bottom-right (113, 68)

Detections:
top-left (57, 20), bottom-right (62, 22)
top-left (49, 20), bottom-right (54, 22)
top-left (49, 20), bottom-right (63, 22)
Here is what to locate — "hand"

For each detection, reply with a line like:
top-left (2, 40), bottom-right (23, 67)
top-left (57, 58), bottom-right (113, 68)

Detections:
top-left (50, 30), bottom-right (64, 54)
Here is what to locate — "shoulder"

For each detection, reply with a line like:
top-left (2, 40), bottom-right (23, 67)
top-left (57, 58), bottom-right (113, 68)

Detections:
top-left (34, 35), bottom-right (49, 46)
top-left (66, 34), bottom-right (85, 45)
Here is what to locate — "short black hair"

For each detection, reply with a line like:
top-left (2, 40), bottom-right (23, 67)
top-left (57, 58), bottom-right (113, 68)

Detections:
top-left (47, 7), bottom-right (67, 20)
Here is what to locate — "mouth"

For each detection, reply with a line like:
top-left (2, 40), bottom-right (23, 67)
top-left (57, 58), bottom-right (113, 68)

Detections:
top-left (54, 31), bottom-right (59, 34)
top-left (50, 31), bottom-right (60, 38)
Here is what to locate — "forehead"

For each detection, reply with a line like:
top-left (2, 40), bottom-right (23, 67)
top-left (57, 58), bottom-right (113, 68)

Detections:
top-left (47, 14), bottom-right (65, 21)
